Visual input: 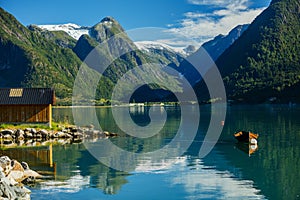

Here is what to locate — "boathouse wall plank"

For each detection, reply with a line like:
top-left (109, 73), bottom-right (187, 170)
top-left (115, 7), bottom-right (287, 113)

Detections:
top-left (0, 105), bottom-right (51, 123)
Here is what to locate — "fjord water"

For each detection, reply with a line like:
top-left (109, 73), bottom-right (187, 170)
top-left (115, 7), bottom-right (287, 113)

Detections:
top-left (26, 105), bottom-right (300, 199)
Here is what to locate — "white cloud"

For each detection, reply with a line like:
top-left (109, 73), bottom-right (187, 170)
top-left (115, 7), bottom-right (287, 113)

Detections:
top-left (187, 0), bottom-right (249, 8)
top-left (187, 0), bottom-right (228, 6)
top-left (165, 0), bottom-right (267, 46)
top-left (184, 12), bottom-right (207, 19)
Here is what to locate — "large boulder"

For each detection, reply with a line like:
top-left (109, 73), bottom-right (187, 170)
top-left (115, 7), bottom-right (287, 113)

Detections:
top-left (0, 156), bottom-right (31, 200)
top-left (7, 160), bottom-right (25, 183)
top-left (0, 156), bottom-right (12, 176)
top-left (21, 162), bottom-right (42, 183)
top-left (0, 168), bottom-right (31, 200)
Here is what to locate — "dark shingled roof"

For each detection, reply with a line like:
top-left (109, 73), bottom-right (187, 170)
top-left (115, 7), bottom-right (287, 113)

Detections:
top-left (0, 88), bottom-right (55, 105)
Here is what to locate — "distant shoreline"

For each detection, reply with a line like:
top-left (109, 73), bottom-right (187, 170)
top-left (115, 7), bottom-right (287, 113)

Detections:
top-left (53, 102), bottom-right (298, 108)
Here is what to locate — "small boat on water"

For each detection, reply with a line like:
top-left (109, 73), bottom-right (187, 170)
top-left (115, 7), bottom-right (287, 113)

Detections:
top-left (234, 131), bottom-right (259, 143)
top-left (235, 142), bottom-right (258, 156)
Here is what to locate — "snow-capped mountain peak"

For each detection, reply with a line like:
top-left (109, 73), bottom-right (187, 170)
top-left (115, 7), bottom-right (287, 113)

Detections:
top-left (37, 23), bottom-right (89, 40)
top-left (37, 23), bottom-right (195, 56)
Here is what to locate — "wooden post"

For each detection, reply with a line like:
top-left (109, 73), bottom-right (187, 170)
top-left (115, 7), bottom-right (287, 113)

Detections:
top-left (49, 143), bottom-right (53, 167)
top-left (48, 104), bottom-right (52, 128)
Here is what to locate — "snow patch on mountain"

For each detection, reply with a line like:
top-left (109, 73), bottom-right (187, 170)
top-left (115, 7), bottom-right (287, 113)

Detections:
top-left (135, 41), bottom-right (189, 56)
top-left (38, 23), bottom-right (89, 40)
top-left (37, 23), bottom-right (195, 56)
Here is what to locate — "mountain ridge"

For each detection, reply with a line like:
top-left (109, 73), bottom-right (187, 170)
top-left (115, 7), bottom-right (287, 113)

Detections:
top-left (72, 17), bottom-right (184, 102)
top-left (0, 8), bottom-right (116, 105)
top-left (214, 0), bottom-right (300, 103)
top-left (2, 1), bottom-right (298, 105)
top-left (202, 24), bottom-right (249, 61)
top-left (0, 9), bottom-right (184, 104)
top-left (0, 7), bottom-right (87, 99)
top-left (36, 22), bottom-right (192, 56)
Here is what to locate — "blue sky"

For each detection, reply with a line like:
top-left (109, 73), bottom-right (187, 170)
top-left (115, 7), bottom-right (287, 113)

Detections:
top-left (1, 0), bottom-right (272, 46)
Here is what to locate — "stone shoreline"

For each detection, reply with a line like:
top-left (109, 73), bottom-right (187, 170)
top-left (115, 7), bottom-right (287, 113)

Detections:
top-left (0, 126), bottom-right (119, 199)
top-left (0, 156), bottom-right (41, 199)
top-left (0, 126), bottom-right (118, 146)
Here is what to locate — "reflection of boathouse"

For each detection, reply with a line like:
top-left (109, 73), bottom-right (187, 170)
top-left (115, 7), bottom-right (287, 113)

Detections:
top-left (0, 144), bottom-right (55, 174)
top-left (0, 88), bottom-right (55, 127)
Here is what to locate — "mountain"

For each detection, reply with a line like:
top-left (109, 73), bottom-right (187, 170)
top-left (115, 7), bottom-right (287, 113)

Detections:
top-left (37, 23), bottom-right (193, 57)
top-left (36, 19), bottom-right (192, 102)
top-left (8, 2), bottom-right (296, 105)
top-left (28, 24), bottom-right (77, 49)
top-left (72, 16), bottom-right (183, 102)
top-left (173, 24), bottom-right (249, 88)
top-left (202, 24), bottom-right (249, 61)
top-left (183, 45), bottom-right (197, 56)
top-left (214, 0), bottom-right (300, 103)
top-left (0, 7), bottom-right (183, 104)
top-left (135, 41), bottom-right (185, 66)
top-left (0, 7), bottom-right (97, 100)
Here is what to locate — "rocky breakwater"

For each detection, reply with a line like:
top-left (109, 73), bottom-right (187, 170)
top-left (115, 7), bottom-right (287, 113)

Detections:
top-left (0, 126), bottom-right (118, 146)
top-left (0, 127), bottom-right (84, 141)
top-left (0, 156), bottom-right (41, 199)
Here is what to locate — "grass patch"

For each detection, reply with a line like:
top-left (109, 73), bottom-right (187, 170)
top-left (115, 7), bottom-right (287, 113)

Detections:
top-left (0, 121), bottom-right (73, 131)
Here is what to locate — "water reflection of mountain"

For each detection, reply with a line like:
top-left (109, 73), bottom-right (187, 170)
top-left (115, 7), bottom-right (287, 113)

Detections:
top-left (78, 149), bottom-right (129, 194)
top-left (212, 105), bottom-right (300, 200)
top-left (21, 143), bottom-right (128, 196)
top-left (40, 106), bottom-right (182, 196)
top-left (42, 105), bottom-right (300, 199)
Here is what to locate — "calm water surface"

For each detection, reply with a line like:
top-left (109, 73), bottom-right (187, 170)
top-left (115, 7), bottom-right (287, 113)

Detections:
top-left (6, 105), bottom-right (300, 199)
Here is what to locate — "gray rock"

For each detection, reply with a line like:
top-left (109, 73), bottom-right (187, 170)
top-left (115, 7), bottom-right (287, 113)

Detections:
top-left (15, 129), bottom-right (25, 140)
top-left (0, 157), bottom-right (31, 199)
top-left (62, 129), bottom-right (69, 133)
top-left (35, 133), bottom-right (42, 139)
top-left (0, 130), bottom-right (14, 136)
top-left (2, 134), bottom-right (13, 140)
top-left (72, 132), bottom-right (83, 139)
top-left (38, 129), bottom-right (49, 139)
top-left (24, 128), bottom-right (37, 135)
top-left (0, 156), bottom-right (12, 176)
top-left (55, 132), bottom-right (66, 138)
top-left (7, 160), bottom-right (25, 183)
top-left (24, 131), bottom-right (33, 139)
top-left (0, 170), bottom-right (30, 200)
top-left (69, 127), bottom-right (78, 133)
top-left (21, 162), bottom-right (42, 183)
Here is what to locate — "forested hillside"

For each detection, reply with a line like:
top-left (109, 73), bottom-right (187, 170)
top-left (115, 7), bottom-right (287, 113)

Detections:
top-left (215, 0), bottom-right (300, 103)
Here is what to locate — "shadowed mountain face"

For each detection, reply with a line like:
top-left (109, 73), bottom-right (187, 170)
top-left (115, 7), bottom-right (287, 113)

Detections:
top-left (0, 9), bottom-right (183, 103)
top-left (72, 16), bottom-right (184, 103)
top-left (0, 8), bottom-right (83, 99)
